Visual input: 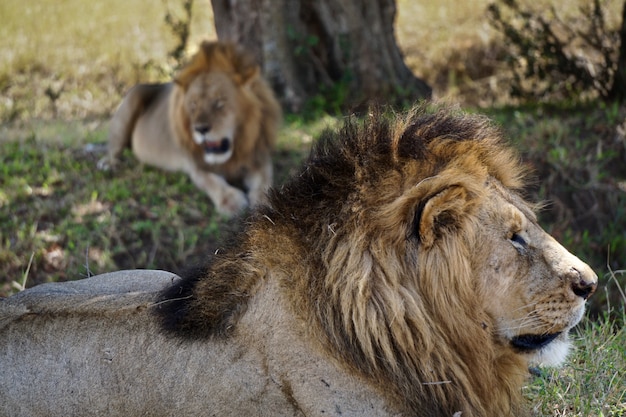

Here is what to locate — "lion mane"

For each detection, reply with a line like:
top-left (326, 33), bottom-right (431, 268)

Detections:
top-left (158, 105), bottom-right (597, 416)
top-left (99, 41), bottom-right (281, 216)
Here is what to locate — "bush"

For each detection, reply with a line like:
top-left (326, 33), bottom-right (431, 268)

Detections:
top-left (487, 0), bottom-right (621, 102)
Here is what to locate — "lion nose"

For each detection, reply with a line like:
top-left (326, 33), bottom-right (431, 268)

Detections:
top-left (195, 124), bottom-right (211, 135)
top-left (570, 267), bottom-right (597, 300)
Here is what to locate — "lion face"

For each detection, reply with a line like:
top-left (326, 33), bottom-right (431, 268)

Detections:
top-left (183, 72), bottom-right (239, 165)
top-left (474, 181), bottom-right (597, 366)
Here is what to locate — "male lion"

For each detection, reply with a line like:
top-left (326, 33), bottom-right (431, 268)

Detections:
top-left (1, 106), bottom-right (597, 416)
top-left (98, 41), bottom-right (282, 216)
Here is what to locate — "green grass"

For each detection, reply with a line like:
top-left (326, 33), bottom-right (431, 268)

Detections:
top-left (0, 116), bottom-right (325, 295)
top-left (1, 1), bottom-right (625, 415)
top-left (0, 135), bottom-right (222, 292)
top-left (527, 309), bottom-right (626, 416)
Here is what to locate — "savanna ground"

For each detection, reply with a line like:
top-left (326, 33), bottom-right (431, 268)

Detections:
top-left (0, 0), bottom-right (625, 414)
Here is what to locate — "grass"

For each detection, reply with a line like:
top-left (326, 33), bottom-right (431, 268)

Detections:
top-left (1, 0), bottom-right (625, 415)
top-left (0, 115), bottom-right (332, 294)
top-left (0, 0), bottom-right (215, 123)
top-left (527, 309), bottom-right (626, 416)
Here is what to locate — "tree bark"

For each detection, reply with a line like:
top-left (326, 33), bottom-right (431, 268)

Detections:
top-left (211, 0), bottom-right (431, 112)
top-left (609, 0), bottom-right (626, 101)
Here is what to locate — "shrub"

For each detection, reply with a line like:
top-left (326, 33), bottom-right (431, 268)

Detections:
top-left (487, 0), bottom-right (621, 102)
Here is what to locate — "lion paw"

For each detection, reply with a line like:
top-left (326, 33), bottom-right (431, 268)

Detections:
top-left (97, 156), bottom-right (117, 171)
top-left (214, 188), bottom-right (249, 217)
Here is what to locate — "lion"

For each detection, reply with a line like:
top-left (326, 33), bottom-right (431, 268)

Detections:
top-left (97, 41), bottom-right (282, 216)
top-left (1, 105), bottom-right (596, 416)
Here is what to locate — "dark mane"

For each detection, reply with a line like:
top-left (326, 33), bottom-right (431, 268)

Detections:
top-left (269, 105), bottom-right (524, 241)
top-left (156, 232), bottom-right (260, 339)
top-left (155, 104), bottom-right (532, 415)
top-left (156, 104), bottom-right (525, 340)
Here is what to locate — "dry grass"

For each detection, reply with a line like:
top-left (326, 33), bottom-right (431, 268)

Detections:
top-left (0, 0), bottom-right (215, 124)
top-left (2, 0), bottom-right (623, 123)
top-left (396, 0), bottom-right (624, 106)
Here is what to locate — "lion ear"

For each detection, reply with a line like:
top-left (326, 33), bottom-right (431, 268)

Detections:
top-left (238, 66), bottom-right (260, 86)
top-left (231, 45), bottom-right (260, 86)
top-left (416, 186), bottom-right (471, 249)
top-left (230, 58), bottom-right (259, 87)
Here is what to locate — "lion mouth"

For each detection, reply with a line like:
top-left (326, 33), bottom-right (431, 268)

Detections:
top-left (203, 138), bottom-right (231, 154)
top-left (510, 332), bottom-right (561, 351)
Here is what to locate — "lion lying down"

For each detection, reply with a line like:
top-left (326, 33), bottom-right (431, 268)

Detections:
top-left (98, 41), bottom-right (282, 217)
top-left (1, 106), bottom-right (597, 416)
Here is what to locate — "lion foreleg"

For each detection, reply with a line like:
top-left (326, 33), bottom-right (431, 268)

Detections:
top-left (187, 167), bottom-right (248, 216)
top-left (245, 160), bottom-right (273, 207)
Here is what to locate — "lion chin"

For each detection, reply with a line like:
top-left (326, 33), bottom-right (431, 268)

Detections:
top-left (511, 302), bottom-right (586, 366)
top-left (512, 332), bottom-right (570, 366)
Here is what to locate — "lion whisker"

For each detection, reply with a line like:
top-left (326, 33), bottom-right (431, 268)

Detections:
top-left (413, 175), bottom-right (441, 189)
top-left (510, 302), bottom-right (539, 313)
top-left (501, 316), bottom-right (545, 333)
top-left (422, 380), bottom-right (452, 385)
top-left (151, 295), bottom-right (194, 307)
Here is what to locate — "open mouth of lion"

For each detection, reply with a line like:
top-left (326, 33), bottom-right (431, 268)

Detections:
top-left (202, 138), bottom-right (230, 153)
top-left (203, 138), bottom-right (231, 154)
top-left (510, 332), bottom-right (561, 351)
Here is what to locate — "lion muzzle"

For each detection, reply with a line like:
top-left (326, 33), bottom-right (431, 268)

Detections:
top-left (192, 124), bottom-right (235, 165)
top-left (202, 137), bottom-right (231, 154)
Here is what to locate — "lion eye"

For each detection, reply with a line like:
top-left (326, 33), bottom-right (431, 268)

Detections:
top-left (214, 100), bottom-right (224, 110)
top-left (509, 232), bottom-right (528, 251)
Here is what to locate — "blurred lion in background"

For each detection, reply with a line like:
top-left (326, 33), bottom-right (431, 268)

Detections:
top-left (98, 41), bottom-right (282, 216)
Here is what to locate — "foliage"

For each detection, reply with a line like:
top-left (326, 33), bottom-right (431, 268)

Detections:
top-left (301, 75), bottom-right (352, 119)
top-left (487, 0), bottom-right (621, 102)
top-left (285, 26), bottom-right (352, 117)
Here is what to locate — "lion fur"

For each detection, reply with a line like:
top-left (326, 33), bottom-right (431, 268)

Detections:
top-left (1, 105), bottom-right (596, 417)
top-left (158, 106), bottom-right (532, 415)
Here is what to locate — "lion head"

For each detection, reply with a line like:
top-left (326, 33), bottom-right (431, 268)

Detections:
top-left (159, 105), bottom-right (597, 416)
top-left (172, 41), bottom-right (269, 166)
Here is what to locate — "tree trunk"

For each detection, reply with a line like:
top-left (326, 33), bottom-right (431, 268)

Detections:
top-left (609, 0), bottom-right (626, 101)
top-left (211, 0), bottom-right (431, 112)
